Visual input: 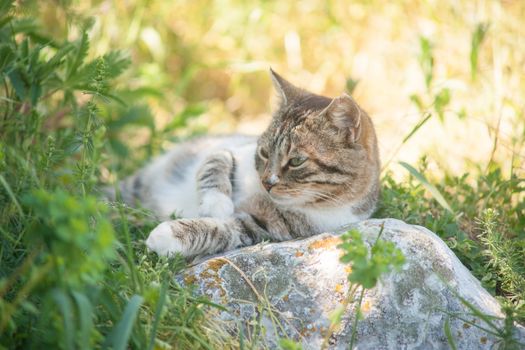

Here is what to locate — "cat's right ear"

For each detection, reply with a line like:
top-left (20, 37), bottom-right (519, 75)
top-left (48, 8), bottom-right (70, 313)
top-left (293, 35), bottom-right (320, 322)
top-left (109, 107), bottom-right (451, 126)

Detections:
top-left (270, 68), bottom-right (302, 107)
top-left (323, 93), bottom-right (362, 143)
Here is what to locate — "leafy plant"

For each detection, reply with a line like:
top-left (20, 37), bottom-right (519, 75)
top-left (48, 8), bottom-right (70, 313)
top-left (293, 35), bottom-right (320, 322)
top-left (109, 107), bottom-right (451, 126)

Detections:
top-left (23, 189), bottom-right (115, 288)
top-left (478, 209), bottom-right (525, 319)
top-left (0, 1), bottom-right (212, 348)
top-left (321, 226), bottom-right (405, 349)
top-left (338, 228), bottom-right (405, 289)
top-left (377, 164), bottom-right (525, 324)
top-left (398, 161), bottom-right (454, 214)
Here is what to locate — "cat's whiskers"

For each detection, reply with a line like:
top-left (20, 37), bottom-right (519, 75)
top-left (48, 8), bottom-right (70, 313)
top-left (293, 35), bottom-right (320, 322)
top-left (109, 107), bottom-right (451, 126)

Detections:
top-left (277, 187), bottom-right (346, 206)
top-left (304, 190), bottom-right (346, 206)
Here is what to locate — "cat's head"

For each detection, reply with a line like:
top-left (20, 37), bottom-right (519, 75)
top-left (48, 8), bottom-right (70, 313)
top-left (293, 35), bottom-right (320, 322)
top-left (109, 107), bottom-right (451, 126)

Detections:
top-left (255, 69), bottom-right (380, 212)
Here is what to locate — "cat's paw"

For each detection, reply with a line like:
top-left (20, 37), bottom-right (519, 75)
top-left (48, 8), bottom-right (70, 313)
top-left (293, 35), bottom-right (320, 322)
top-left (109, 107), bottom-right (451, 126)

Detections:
top-left (146, 221), bottom-right (186, 257)
top-left (198, 190), bottom-right (234, 219)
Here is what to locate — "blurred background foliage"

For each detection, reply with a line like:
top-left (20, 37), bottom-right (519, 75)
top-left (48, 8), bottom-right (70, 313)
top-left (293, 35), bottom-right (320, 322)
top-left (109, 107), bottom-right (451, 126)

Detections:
top-left (0, 0), bottom-right (524, 348)
top-left (35, 0), bottom-right (525, 178)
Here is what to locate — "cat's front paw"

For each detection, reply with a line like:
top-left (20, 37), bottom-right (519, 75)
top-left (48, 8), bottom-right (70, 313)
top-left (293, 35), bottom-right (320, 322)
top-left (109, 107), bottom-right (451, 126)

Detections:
top-left (198, 190), bottom-right (234, 219)
top-left (146, 221), bottom-right (186, 257)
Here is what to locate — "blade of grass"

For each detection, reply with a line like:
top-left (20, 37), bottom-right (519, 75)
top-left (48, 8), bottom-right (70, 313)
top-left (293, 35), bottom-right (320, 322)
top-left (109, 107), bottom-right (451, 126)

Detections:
top-left (381, 112), bottom-right (432, 171)
top-left (438, 309), bottom-right (500, 337)
top-left (399, 161), bottom-right (454, 214)
top-left (402, 113), bottom-right (432, 144)
top-left (72, 291), bottom-right (94, 348)
top-left (349, 287), bottom-right (365, 348)
top-left (116, 197), bottom-right (142, 293)
top-left (239, 320), bottom-right (245, 350)
top-left (104, 294), bottom-right (144, 350)
top-left (435, 273), bottom-right (503, 336)
top-left (444, 316), bottom-right (458, 350)
top-left (147, 275), bottom-right (168, 350)
top-left (0, 174), bottom-right (24, 217)
top-left (51, 289), bottom-right (75, 350)
top-left (452, 294), bottom-right (502, 333)
top-left (194, 298), bottom-right (229, 312)
top-left (178, 326), bottom-right (213, 350)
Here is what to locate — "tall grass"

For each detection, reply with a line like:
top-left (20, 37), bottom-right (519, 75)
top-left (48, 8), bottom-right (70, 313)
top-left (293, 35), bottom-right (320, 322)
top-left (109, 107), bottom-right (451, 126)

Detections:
top-left (0, 1), bottom-right (216, 348)
top-left (1, 0), bottom-right (524, 348)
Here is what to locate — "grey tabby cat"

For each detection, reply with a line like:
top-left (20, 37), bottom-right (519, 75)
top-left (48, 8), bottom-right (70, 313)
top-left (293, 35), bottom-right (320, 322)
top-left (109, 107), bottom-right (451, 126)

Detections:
top-left (117, 70), bottom-right (380, 258)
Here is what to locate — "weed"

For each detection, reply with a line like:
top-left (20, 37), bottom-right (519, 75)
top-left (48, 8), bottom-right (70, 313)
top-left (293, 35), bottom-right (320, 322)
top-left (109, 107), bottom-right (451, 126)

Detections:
top-left (377, 164), bottom-right (525, 327)
top-left (0, 1), bottom-right (210, 348)
top-left (320, 225), bottom-right (405, 349)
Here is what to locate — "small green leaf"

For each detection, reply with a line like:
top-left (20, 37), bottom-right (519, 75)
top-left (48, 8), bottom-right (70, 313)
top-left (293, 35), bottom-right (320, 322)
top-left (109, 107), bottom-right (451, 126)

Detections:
top-left (338, 229), bottom-right (405, 289)
top-left (345, 77), bottom-right (359, 94)
top-left (29, 82), bottom-right (41, 106)
top-left (8, 69), bottom-right (27, 100)
top-left (67, 31), bottom-right (89, 80)
top-left (457, 108), bottom-right (467, 120)
top-left (279, 338), bottom-right (304, 350)
top-left (409, 94), bottom-right (424, 112)
top-left (470, 22), bottom-right (490, 81)
top-left (434, 88), bottom-right (451, 122)
top-left (418, 36), bottom-right (434, 89)
top-left (44, 43), bottom-right (75, 72)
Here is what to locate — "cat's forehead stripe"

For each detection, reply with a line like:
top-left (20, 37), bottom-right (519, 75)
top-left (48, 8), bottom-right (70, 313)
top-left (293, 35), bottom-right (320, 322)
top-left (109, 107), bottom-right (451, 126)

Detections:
top-left (272, 124), bottom-right (294, 158)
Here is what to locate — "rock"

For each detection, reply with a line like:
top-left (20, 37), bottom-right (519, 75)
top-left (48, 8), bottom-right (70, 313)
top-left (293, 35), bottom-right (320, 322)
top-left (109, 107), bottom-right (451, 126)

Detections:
top-left (180, 219), bottom-right (525, 349)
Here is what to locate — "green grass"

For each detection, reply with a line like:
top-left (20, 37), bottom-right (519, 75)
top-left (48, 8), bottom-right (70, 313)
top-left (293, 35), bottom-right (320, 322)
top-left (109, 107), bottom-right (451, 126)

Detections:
top-left (1, 0), bottom-right (524, 349)
top-left (0, 2), bottom-right (218, 348)
top-left (376, 162), bottom-right (525, 324)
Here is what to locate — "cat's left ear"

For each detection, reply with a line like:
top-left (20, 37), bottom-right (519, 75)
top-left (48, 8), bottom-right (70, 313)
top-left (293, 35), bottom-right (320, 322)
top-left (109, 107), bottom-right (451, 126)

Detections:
top-left (270, 68), bottom-right (303, 106)
top-left (323, 93), bottom-right (362, 142)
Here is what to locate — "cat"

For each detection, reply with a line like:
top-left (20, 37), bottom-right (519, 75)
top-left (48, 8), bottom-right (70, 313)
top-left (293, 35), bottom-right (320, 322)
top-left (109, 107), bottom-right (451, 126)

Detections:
top-left (116, 69), bottom-right (380, 259)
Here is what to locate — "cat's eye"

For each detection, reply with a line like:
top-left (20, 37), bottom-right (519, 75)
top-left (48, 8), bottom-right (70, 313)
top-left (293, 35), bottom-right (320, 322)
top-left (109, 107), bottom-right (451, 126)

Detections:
top-left (258, 147), bottom-right (268, 160)
top-left (288, 156), bottom-right (307, 167)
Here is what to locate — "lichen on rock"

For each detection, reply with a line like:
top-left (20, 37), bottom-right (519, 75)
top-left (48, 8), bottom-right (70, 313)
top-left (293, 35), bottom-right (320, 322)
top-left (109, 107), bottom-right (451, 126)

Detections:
top-left (179, 219), bottom-right (525, 349)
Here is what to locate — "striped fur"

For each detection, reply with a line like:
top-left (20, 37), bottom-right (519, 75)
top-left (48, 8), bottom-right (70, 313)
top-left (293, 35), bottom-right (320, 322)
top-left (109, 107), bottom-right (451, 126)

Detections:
top-left (117, 70), bottom-right (380, 258)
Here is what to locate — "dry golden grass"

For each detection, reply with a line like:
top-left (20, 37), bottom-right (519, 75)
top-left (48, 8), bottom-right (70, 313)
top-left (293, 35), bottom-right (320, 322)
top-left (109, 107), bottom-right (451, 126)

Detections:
top-left (40, 0), bottom-right (525, 178)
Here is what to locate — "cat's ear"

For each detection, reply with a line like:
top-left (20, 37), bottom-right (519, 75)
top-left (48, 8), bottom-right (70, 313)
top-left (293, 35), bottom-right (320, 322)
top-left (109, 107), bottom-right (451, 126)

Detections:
top-left (270, 68), bottom-right (302, 106)
top-left (323, 93), bottom-right (362, 142)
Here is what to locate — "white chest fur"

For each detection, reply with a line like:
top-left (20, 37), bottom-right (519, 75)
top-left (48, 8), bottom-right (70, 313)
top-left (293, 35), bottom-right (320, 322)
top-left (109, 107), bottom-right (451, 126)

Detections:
top-left (297, 204), bottom-right (365, 233)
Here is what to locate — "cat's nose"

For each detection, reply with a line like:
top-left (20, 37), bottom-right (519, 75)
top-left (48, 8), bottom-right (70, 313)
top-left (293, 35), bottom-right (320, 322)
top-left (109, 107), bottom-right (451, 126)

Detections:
top-left (262, 181), bottom-right (273, 192)
top-left (262, 174), bottom-right (279, 192)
